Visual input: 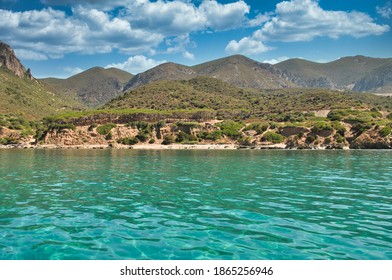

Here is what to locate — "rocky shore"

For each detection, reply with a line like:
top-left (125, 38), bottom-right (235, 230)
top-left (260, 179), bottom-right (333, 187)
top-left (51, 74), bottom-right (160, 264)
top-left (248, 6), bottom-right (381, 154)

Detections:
top-left (1, 117), bottom-right (391, 150)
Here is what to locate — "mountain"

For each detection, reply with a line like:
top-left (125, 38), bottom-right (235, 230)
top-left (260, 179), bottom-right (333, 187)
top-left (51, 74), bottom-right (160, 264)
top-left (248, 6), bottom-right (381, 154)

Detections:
top-left (192, 55), bottom-right (296, 89)
top-left (123, 55), bottom-right (296, 91)
top-left (42, 67), bottom-right (133, 108)
top-left (107, 76), bottom-right (250, 111)
top-left (276, 56), bottom-right (392, 92)
top-left (0, 67), bottom-right (84, 119)
top-left (0, 41), bottom-right (33, 79)
top-left (0, 42), bottom-right (84, 119)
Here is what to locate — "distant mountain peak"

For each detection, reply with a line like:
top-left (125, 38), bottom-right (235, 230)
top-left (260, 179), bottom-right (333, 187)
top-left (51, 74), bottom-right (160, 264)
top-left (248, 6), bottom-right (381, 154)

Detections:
top-left (0, 41), bottom-right (33, 79)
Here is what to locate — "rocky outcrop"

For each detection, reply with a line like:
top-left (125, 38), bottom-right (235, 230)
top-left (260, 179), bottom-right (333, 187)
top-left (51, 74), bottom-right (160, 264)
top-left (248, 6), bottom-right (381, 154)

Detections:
top-left (349, 130), bottom-right (391, 149)
top-left (0, 41), bottom-right (31, 79)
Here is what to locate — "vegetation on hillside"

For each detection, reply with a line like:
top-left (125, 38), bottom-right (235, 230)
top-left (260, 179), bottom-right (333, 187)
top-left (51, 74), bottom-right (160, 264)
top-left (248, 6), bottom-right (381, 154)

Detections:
top-left (0, 68), bottom-right (84, 119)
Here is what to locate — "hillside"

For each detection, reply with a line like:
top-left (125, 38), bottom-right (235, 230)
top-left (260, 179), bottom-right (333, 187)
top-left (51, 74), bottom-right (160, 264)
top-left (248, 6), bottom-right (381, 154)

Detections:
top-left (192, 55), bottom-right (296, 89)
top-left (0, 68), bottom-right (84, 119)
top-left (105, 76), bottom-right (392, 118)
top-left (123, 55), bottom-right (295, 91)
top-left (42, 67), bottom-right (133, 107)
top-left (276, 56), bottom-right (392, 92)
top-left (108, 77), bottom-right (249, 113)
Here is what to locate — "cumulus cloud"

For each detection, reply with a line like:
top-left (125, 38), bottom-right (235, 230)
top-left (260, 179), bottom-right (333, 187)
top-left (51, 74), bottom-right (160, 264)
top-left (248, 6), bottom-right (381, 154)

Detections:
top-left (0, 0), bottom-right (250, 58)
top-left (258, 0), bottom-right (389, 42)
top-left (0, 7), bottom-right (162, 57)
top-left (225, 37), bottom-right (271, 55)
top-left (226, 0), bottom-right (389, 55)
top-left (105, 55), bottom-right (166, 74)
top-left (198, 0), bottom-right (250, 30)
top-left (247, 13), bottom-right (270, 27)
top-left (124, 0), bottom-right (249, 35)
top-left (41, 0), bottom-right (130, 11)
top-left (377, 2), bottom-right (392, 19)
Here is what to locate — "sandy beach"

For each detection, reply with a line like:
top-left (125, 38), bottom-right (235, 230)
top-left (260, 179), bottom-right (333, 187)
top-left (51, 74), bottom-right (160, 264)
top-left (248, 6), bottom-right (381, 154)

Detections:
top-left (0, 143), bottom-right (289, 150)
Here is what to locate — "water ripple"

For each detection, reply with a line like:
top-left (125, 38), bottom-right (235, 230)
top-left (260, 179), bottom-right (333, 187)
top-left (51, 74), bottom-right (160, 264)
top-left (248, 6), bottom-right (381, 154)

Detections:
top-left (0, 149), bottom-right (391, 259)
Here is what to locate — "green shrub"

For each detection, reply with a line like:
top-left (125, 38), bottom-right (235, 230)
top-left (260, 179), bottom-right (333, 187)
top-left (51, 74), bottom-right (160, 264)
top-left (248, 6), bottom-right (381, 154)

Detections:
top-left (176, 121), bottom-right (201, 128)
top-left (97, 123), bottom-right (116, 135)
top-left (120, 137), bottom-right (139, 145)
top-left (0, 137), bottom-right (18, 145)
top-left (352, 123), bottom-right (372, 135)
top-left (334, 134), bottom-right (345, 143)
top-left (263, 132), bottom-right (285, 143)
top-left (246, 122), bottom-right (269, 134)
top-left (306, 135), bottom-right (316, 143)
top-left (332, 121), bottom-right (346, 136)
top-left (176, 131), bottom-right (198, 143)
top-left (136, 132), bottom-right (149, 142)
top-left (311, 121), bottom-right (333, 132)
top-left (48, 123), bottom-right (76, 131)
top-left (380, 126), bottom-right (391, 137)
top-left (149, 139), bottom-right (155, 144)
top-left (198, 130), bottom-right (223, 141)
top-left (127, 121), bottom-right (152, 133)
top-left (216, 120), bottom-right (243, 138)
top-left (162, 134), bottom-right (175, 145)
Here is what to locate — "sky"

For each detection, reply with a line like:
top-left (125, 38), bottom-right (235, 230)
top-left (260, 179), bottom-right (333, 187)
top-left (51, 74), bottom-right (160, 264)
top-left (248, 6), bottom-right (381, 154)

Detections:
top-left (0, 0), bottom-right (391, 78)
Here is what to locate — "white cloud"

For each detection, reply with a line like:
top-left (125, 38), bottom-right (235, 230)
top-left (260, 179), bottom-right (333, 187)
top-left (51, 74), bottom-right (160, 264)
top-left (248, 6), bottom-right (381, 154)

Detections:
top-left (41, 0), bottom-right (130, 11)
top-left (248, 13), bottom-right (270, 27)
top-left (199, 0), bottom-right (250, 31)
top-left (225, 37), bottom-right (271, 55)
top-left (14, 49), bottom-right (48, 61)
top-left (263, 56), bottom-right (290, 64)
top-left (164, 34), bottom-right (196, 60)
top-left (377, 2), bottom-right (392, 19)
top-left (258, 0), bottom-right (390, 42)
top-left (0, 7), bottom-right (162, 57)
top-left (183, 51), bottom-right (195, 60)
top-left (125, 0), bottom-right (249, 35)
top-left (64, 66), bottom-right (83, 76)
top-left (0, 0), bottom-right (249, 58)
top-left (226, 0), bottom-right (389, 55)
top-left (105, 55), bottom-right (166, 74)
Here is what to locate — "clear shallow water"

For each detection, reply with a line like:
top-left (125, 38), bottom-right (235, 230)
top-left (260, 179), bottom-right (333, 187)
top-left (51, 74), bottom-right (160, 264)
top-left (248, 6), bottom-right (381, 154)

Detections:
top-left (0, 149), bottom-right (391, 260)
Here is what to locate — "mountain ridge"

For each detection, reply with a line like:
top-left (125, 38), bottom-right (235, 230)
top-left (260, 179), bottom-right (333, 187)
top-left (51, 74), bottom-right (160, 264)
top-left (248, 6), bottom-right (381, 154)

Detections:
top-left (123, 54), bottom-right (296, 91)
top-left (41, 67), bottom-right (133, 108)
top-left (276, 55), bottom-right (392, 92)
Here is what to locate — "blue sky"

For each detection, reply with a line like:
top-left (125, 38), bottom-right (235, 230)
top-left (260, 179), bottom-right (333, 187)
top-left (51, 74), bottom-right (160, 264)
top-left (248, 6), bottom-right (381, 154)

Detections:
top-left (0, 0), bottom-right (391, 78)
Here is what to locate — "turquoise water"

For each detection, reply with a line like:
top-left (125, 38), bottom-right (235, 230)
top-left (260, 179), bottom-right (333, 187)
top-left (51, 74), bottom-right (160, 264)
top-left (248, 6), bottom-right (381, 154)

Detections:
top-left (0, 149), bottom-right (391, 260)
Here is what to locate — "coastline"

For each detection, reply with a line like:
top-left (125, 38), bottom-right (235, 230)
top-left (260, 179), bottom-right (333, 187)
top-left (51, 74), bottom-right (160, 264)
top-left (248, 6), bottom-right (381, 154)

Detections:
top-left (0, 143), bottom-right (352, 150)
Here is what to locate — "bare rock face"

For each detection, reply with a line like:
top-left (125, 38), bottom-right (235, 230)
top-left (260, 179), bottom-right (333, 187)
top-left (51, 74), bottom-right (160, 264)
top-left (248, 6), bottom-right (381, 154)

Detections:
top-left (0, 41), bottom-right (29, 79)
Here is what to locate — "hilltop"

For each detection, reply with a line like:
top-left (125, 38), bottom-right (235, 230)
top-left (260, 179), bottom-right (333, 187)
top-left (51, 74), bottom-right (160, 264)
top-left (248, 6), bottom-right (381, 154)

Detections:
top-left (42, 67), bottom-right (133, 107)
top-left (0, 41), bottom-right (84, 119)
top-left (0, 41), bottom-right (32, 79)
top-left (124, 55), bottom-right (295, 91)
top-left (276, 56), bottom-right (392, 93)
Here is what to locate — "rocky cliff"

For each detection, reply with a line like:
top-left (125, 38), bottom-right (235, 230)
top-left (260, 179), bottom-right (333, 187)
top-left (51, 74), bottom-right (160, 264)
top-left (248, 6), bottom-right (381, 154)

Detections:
top-left (0, 41), bottom-right (32, 79)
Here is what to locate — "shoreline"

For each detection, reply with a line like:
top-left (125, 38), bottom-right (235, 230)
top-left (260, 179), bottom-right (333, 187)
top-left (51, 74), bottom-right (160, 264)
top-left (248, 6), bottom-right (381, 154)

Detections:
top-left (0, 143), bottom-right (355, 150)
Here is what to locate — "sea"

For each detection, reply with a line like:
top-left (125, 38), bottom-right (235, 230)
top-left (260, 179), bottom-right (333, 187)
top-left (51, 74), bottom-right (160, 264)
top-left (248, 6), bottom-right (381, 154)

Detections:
top-left (0, 149), bottom-right (391, 260)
